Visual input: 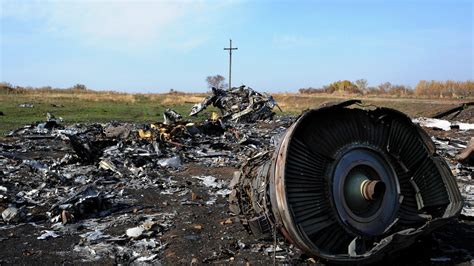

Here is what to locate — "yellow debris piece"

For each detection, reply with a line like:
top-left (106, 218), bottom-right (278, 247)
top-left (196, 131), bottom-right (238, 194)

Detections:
top-left (211, 112), bottom-right (219, 121)
top-left (138, 129), bottom-right (152, 139)
top-left (159, 132), bottom-right (170, 141)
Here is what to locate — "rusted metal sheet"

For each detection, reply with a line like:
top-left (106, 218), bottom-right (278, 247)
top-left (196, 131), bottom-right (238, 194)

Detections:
top-left (432, 101), bottom-right (474, 119)
top-left (230, 102), bottom-right (463, 264)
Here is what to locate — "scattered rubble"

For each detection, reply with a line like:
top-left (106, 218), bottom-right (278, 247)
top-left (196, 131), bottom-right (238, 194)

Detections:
top-left (37, 230), bottom-right (60, 240)
top-left (413, 117), bottom-right (474, 131)
top-left (432, 136), bottom-right (474, 219)
top-left (2, 206), bottom-right (26, 223)
top-left (17, 103), bottom-right (34, 108)
top-left (190, 85), bottom-right (281, 123)
top-left (158, 156), bottom-right (183, 169)
top-left (163, 108), bottom-right (182, 125)
top-left (0, 100), bottom-right (473, 264)
top-left (0, 106), bottom-right (293, 264)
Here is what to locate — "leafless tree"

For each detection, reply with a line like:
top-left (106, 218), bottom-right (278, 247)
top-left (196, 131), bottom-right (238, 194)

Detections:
top-left (206, 75), bottom-right (227, 90)
top-left (378, 82), bottom-right (392, 93)
top-left (355, 79), bottom-right (368, 92)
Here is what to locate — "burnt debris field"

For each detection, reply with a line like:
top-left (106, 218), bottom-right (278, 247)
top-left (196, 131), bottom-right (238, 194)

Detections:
top-left (0, 88), bottom-right (473, 265)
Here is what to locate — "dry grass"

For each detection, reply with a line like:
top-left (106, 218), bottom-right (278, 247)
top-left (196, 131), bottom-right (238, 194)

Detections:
top-left (3, 91), bottom-right (136, 103)
top-left (2, 86), bottom-right (472, 115)
top-left (273, 93), bottom-right (473, 114)
top-left (149, 94), bottom-right (207, 105)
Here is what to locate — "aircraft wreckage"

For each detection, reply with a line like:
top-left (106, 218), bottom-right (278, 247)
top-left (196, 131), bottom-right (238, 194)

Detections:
top-left (1, 86), bottom-right (471, 264)
top-left (229, 100), bottom-right (463, 264)
top-left (190, 85), bottom-right (281, 122)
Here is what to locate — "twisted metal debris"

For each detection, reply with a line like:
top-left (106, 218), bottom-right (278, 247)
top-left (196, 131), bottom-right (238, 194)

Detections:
top-left (1, 99), bottom-right (473, 264)
top-left (230, 100), bottom-right (464, 264)
top-left (190, 85), bottom-right (281, 122)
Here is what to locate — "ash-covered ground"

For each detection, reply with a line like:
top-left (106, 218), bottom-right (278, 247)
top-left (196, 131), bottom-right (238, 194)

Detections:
top-left (0, 108), bottom-right (473, 265)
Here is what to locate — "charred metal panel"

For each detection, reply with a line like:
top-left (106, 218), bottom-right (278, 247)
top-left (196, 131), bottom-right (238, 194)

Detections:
top-left (190, 85), bottom-right (280, 123)
top-left (230, 103), bottom-right (463, 264)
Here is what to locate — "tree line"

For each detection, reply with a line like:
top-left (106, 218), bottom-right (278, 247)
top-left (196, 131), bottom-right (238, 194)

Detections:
top-left (0, 82), bottom-right (90, 94)
top-left (299, 80), bottom-right (473, 98)
top-left (2, 78), bottom-right (473, 98)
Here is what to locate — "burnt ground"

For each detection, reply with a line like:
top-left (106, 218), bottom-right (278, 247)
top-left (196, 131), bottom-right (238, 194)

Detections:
top-left (1, 162), bottom-right (473, 266)
top-left (1, 115), bottom-right (473, 265)
top-left (1, 161), bottom-right (473, 265)
top-left (0, 159), bottom-right (291, 265)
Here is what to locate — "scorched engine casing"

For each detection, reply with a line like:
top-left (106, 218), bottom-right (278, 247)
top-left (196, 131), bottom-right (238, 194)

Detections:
top-left (229, 100), bottom-right (463, 264)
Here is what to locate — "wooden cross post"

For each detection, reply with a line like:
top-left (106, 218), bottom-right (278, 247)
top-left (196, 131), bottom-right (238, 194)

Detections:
top-left (224, 39), bottom-right (238, 90)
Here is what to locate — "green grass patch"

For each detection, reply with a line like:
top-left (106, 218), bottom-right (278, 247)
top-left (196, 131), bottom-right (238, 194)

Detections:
top-left (0, 94), bottom-right (211, 135)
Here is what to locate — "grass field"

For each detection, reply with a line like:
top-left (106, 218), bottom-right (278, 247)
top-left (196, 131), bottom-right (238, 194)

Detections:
top-left (0, 90), bottom-right (471, 135)
top-left (0, 91), bottom-right (207, 135)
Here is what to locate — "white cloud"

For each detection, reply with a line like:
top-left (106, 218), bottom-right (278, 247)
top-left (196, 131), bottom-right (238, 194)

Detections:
top-left (1, 0), bottom-right (236, 50)
top-left (48, 1), bottom-right (185, 45)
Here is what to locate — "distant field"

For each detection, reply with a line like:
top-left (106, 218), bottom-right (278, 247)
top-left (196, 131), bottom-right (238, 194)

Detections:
top-left (0, 91), bottom-right (209, 135)
top-left (0, 90), bottom-right (471, 135)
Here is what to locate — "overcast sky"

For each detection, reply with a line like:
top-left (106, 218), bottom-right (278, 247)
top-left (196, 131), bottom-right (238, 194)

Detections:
top-left (0, 0), bottom-right (472, 92)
